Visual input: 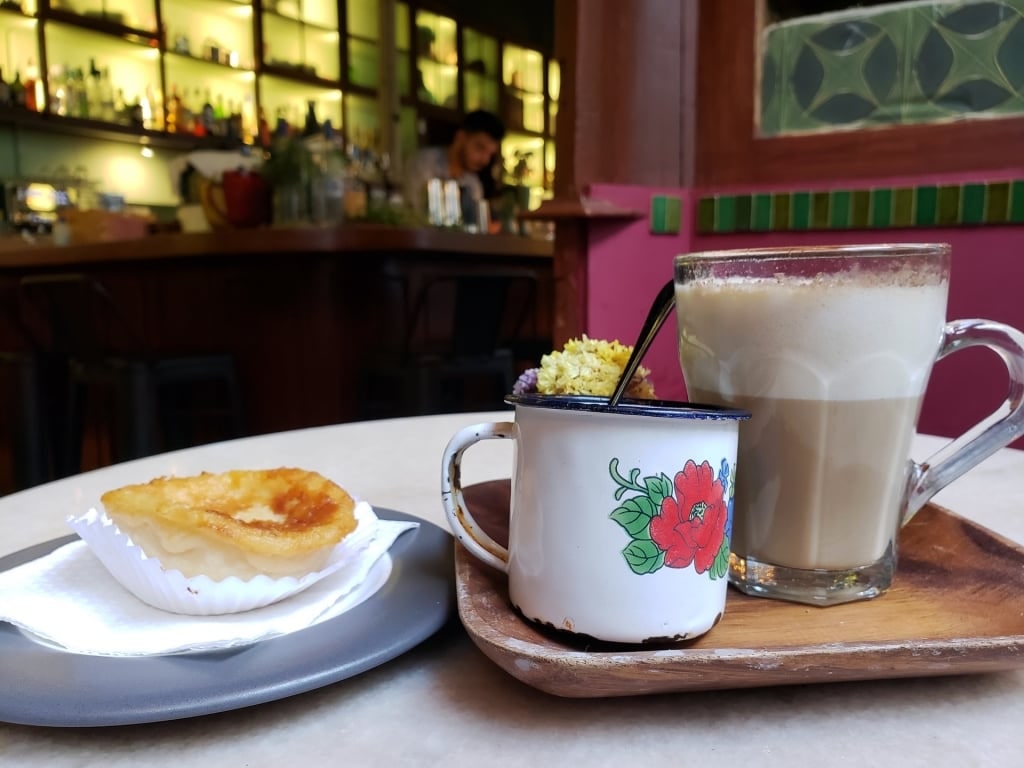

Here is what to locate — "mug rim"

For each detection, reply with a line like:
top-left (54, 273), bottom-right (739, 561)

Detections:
top-left (674, 242), bottom-right (950, 265)
top-left (505, 393), bottom-right (751, 421)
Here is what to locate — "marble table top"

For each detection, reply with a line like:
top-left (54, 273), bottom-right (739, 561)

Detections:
top-left (1, 412), bottom-right (1022, 766)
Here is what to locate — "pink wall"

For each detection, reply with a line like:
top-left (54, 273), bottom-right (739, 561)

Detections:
top-left (584, 183), bottom-right (1024, 449)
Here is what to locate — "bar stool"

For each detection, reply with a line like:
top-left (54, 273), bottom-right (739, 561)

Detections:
top-left (359, 270), bottom-right (539, 418)
top-left (19, 273), bottom-right (246, 476)
top-left (0, 278), bottom-right (51, 491)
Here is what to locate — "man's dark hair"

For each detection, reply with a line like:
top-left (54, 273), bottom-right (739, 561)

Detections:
top-left (461, 110), bottom-right (505, 142)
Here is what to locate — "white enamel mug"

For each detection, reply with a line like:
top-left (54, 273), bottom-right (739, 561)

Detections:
top-left (441, 394), bottom-right (750, 644)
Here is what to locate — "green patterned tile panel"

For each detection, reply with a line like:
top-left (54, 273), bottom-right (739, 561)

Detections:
top-left (1010, 181), bottom-right (1024, 221)
top-left (871, 188), bottom-right (893, 228)
top-left (761, 0), bottom-right (1024, 136)
top-left (937, 185), bottom-right (961, 225)
top-left (791, 191), bottom-right (811, 229)
top-left (753, 193), bottom-right (773, 230)
top-left (695, 179), bottom-right (1024, 234)
top-left (851, 189), bottom-right (871, 228)
top-left (829, 190), bottom-right (851, 228)
top-left (987, 181), bottom-right (1011, 222)
top-left (916, 185), bottom-right (938, 226)
top-left (649, 194), bottom-right (682, 235)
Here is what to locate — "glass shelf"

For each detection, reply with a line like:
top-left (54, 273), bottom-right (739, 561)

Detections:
top-left (502, 43), bottom-right (544, 133)
top-left (262, 11), bottom-right (340, 82)
top-left (462, 28), bottom-right (497, 113)
top-left (415, 57), bottom-right (457, 108)
top-left (49, 0), bottom-right (156, 33)
top-left (397, 103), bottom-right (416, 165)
top-left (264, 0), bottom-right (336, 29)
top-left (503, 132), bottom-right (544, 184)
top-left (347, 0), bottom-right (376, 38)
top-left (258, 71), bottom-right (341, 133)
top-left (0, 13), bottom-right (41, 108)
top-left (44, 22), bottom-right (161, 125)
top-left (414, 10), bottom-right (455, 65)
top-left (503, 44), bottom-right (543, 94)
top-left (347, 36), bottom-right (376, 89)
top-left (544, 139), bottom-right (555, 188)
top-left (162, 0), bottom-right (253, 70)
top-left (414, 10), bottom-right (456, 107)
top-left (164, 52), bottom-right (255, 135)
top-left (345, 91), bottom-right (377, 147)
top-left (395, 1), bottom-right (409, 97)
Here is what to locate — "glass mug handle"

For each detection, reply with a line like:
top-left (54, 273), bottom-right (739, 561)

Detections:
top-left (440, 422), bottom-right (514, 572)
top-left (905, 319), bottom-right (1024, 521)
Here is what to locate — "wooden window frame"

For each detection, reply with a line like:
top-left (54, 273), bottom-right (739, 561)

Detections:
top-left (695, 0), bottom-right (1024, 187)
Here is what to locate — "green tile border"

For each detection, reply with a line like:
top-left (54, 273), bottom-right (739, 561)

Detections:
top-left (649, 194), bottom-right (682, 235)
top-left (695, 179), bottom-right (1024, 234)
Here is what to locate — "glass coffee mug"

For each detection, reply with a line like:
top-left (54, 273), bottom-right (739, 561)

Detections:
top-left (674, 243), bottom-right (1024, 606)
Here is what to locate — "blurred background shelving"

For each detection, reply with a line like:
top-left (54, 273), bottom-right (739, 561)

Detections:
top-left (0, 0), bottom-right (557, 209)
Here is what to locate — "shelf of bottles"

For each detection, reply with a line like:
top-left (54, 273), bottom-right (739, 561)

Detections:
top-left (45, 22), bottom-right (161, 127)
top-left (0, 1), bottom-right (42, 111)
top-left (500, 43), bottom-right (548, 209)
top-left (413, 9), bottom-right (456, 109)
top-left (345, 0), bottom-right (375, 89)
top-left (545, 58), bottom-right (559, 190)
top-left (0, 0), bottom-right (557, 210)
top-left (462, 27), bottom-right (496, 113)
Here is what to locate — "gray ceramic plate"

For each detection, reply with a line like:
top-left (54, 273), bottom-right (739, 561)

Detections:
top-left (0, 510), bottom-right (453, 727)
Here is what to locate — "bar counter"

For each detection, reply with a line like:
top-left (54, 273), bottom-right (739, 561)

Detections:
top-left (0, 225), bottom-right (554, 270)
top-left (0, 226), bottom-right (554, 490)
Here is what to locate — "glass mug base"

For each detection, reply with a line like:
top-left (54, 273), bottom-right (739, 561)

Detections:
top-left (727, 543), bottom-right (896, 607)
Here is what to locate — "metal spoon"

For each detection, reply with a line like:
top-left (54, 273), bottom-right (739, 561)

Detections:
top-left (608, 279), bottom-right (676, 407)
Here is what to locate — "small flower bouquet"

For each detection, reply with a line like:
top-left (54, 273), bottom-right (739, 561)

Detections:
top-left (513, 335), bottom-right (656, 399)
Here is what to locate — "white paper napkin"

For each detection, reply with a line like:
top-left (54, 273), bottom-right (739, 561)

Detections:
top-left (0, 510), bottom-right (418, 657)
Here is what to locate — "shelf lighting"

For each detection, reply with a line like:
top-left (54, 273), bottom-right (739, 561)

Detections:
top-left (140, 146), bottom-right (154, 158)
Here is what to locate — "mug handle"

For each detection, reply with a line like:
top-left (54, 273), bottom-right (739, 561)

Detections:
top-left (441, 421), bottom-right (515, 572)
top-left (905, 318), bottom-right (1024, 521)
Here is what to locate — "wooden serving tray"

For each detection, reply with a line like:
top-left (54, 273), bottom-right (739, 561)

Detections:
top-left (456, 480), bottom-right (1024, 698)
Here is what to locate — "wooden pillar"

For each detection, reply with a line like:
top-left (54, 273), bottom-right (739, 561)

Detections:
top-left (544, 0), bottom-right (697, 343)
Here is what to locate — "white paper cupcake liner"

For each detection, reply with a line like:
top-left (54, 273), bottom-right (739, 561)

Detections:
top-left (67, 502), bottom-right (380, 616)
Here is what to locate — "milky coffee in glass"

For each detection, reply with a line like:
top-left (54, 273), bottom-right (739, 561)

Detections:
top-left (674, 244), bottom-right (1024, 606)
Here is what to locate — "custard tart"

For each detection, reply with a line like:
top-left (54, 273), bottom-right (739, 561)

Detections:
top-left (100, 468), bottom-right (359, 581)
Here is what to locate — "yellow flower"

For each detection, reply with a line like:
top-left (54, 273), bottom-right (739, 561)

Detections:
top-left (535, 335), bottom-right (656, 398)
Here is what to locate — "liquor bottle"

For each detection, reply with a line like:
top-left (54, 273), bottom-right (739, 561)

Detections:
top-left (47, 65), bottom-right (65, 115)
top-left (114, 88), bottom-right (127, 123)
top-left (24, 59), bottom-right (39, 112)
top-left (302, 100), bottom-right (319, 137)
top-left (99, 70), bottom-right (115, 122)
top-left (179, 90), bottom-right (195, 134)
top-left (166, 84), bottom-right (181, 133)
top-left (0, 68), bottom-right (10, 108)
top-left (86, 60), bottom-right (101, 117)
top-left (241, 94), bottom-right (256, 144)
top-left (10, 71), bottom-right (26, 108)
top-left (227, 100), bottom-right (242, 140)
top-left (199, 89), bottom-right (215, 137)
top-left (146, 84), bottom-right (163, 130)
top-left (73, 69), bottom-right (89, 118)
top-left (257, 106), bottom-right (271, 147)
top-left (129, 96), bottom-right (144, 129)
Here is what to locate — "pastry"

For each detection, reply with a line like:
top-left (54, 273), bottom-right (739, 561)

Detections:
top-left (100, 468), bottom-right (358, 581)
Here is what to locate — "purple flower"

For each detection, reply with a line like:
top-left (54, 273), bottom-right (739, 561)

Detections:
top-left (512, 368), bottom-right (539, 395)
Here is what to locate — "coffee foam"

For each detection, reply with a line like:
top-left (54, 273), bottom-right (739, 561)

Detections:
top-left (676, 275), bottom-right (949, 401)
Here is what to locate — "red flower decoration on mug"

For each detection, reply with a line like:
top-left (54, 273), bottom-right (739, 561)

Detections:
top-left (608, 457), bottom-right (733, 578)
top-left (649, 460), bottom-right (728, 573)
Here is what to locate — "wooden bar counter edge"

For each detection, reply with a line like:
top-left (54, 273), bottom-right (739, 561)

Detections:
top-left (0, 224), bottom-right (554, 271)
